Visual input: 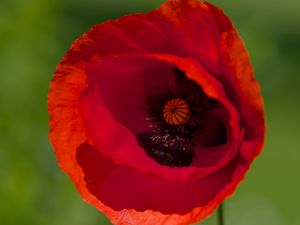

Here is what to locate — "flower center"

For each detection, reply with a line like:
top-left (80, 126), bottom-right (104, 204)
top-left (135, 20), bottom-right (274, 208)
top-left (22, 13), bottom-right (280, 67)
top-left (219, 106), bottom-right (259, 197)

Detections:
top-left (163, 98), bottom-right (190, 125)
top-left (137, 68), bottom-right (227, 167)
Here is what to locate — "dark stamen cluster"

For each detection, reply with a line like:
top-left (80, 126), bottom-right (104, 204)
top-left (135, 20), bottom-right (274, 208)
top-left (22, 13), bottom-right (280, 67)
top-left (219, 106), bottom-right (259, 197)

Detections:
top-left (137, 69), bottom-right (227, 167)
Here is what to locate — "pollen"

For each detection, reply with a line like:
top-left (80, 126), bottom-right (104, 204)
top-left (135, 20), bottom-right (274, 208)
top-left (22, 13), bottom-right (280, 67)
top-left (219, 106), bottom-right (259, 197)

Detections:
top-left (163, 98), bottom-right (190, 125)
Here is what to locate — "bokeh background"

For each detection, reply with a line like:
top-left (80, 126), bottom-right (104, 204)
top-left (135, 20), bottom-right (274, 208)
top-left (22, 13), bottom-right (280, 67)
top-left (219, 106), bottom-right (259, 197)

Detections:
top-left (0, 0), bottom-right (299, 224)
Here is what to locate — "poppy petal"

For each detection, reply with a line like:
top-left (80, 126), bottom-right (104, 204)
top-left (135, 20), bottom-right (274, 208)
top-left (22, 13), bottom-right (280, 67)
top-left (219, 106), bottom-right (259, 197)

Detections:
top-left (76, 142), bottom-right (238, 215)
top-left (79, 54), bottom-right (241, 181)
top-left (204, 2), bottom-right (265, 142)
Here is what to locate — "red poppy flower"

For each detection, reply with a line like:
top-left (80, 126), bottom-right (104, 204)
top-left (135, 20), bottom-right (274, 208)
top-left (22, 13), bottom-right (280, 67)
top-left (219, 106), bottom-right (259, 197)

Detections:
top-left (48, 0), bottom-right (265, 224)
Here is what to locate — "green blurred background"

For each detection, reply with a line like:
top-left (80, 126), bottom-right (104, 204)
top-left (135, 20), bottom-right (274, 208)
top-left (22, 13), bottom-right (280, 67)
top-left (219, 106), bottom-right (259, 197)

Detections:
top-left (0, 0), bottom-right (299, 224)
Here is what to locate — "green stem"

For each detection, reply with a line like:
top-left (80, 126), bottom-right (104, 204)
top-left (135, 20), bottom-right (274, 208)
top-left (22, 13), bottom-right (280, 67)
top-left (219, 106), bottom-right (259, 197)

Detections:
top-left (218, 203), bottom-right (224, 225)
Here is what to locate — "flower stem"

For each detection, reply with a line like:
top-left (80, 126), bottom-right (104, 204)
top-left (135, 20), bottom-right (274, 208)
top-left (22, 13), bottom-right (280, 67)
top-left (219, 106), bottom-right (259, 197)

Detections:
top-left (218, 203), bottom-right (224, 225)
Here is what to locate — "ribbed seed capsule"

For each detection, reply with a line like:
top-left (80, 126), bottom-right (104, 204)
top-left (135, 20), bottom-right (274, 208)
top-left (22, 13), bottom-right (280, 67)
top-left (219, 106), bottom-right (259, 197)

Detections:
top-left (163, 98), bottom-right (190, 125)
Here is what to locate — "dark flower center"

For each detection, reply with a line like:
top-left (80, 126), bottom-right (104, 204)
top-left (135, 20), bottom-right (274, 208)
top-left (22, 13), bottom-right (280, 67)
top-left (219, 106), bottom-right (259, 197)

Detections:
top-left (137, 69), bottom-right (227, 167)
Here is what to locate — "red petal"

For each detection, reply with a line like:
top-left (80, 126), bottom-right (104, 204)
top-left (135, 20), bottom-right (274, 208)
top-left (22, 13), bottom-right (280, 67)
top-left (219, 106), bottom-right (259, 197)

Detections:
top-left (77, 142), bottom-right (238, 215)
top-left (158, 0), bottom-right (222, 75)
top-left (79, 54), bottom-right (241, 181)
top-left (48, 52), bottom-right (243, 224)
top-left (204, 2), bottom-right (265, 140)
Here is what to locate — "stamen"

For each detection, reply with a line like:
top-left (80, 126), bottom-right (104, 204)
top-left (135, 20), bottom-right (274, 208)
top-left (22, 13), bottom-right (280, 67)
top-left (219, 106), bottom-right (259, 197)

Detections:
top-left (137, 68), bottom-right (227, 167)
